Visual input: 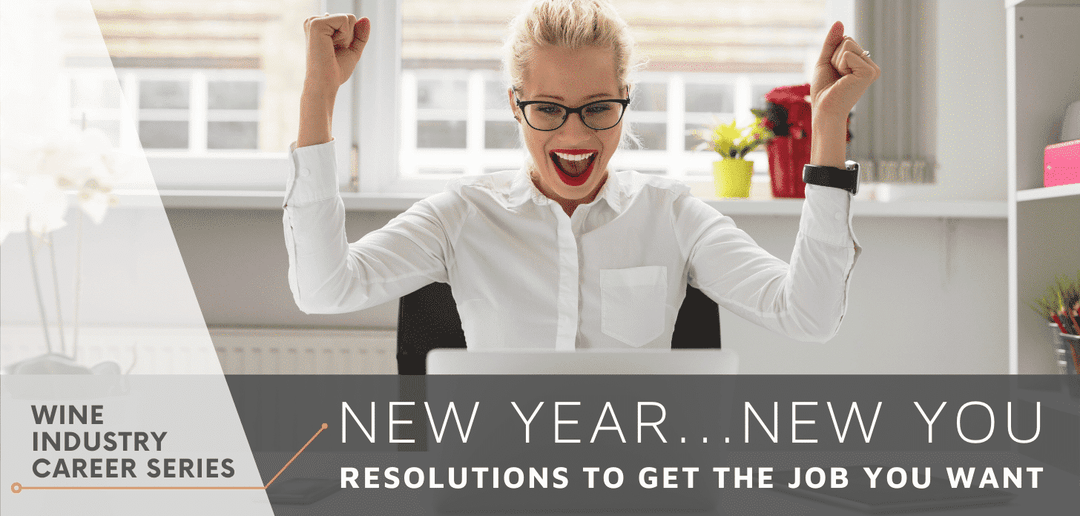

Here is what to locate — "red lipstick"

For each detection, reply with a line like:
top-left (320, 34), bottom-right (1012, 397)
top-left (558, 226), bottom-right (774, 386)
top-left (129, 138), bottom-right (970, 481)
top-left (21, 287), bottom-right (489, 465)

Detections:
top-left (550, 149), bottom-right (598, 187)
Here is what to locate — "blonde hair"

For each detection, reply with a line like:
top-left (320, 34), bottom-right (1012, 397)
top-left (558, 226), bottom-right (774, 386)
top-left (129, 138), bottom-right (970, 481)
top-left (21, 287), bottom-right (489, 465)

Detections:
top-left (504, 0), bottom-right (639, 91)
top-left (503, 0), bottom-right (645, 149)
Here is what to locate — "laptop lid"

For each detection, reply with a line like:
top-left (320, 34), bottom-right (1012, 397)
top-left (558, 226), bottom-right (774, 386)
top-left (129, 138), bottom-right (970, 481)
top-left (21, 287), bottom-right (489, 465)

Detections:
top-left (426, 349), bottom-right (738, 375)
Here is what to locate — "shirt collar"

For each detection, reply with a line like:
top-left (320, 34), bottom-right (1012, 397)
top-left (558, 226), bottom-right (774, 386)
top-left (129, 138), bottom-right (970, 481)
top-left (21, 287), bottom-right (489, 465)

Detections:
top-left (593, 170), bottom-right (626, 214)
top-left (507, 168), bottom-right (548, 207)
top-left (507, 168), bottom-right (627, 214)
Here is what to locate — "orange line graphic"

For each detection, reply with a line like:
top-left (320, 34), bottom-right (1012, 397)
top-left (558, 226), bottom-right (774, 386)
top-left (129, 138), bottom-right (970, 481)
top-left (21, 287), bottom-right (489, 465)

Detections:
top-left (263, 422), bottom-right (327, 489)
top-left (11, 422), bottom-right (328, 494)
top-left (15, 485), bottom-right (264, 491)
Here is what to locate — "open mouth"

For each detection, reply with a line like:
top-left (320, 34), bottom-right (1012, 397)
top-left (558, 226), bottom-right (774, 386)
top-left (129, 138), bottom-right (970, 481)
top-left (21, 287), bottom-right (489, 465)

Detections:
top-left (549, 150), bottom-right (598, 187)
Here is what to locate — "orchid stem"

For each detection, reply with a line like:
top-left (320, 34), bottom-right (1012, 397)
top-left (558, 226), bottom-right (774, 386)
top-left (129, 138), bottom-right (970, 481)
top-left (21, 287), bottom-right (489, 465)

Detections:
top-left (73, 112), bottom-right (86, 361)
top-left (48, 232), bottom-right (67, 357)
top-left (72, 208), bottom-right (83, 361)
top-left (25, 221), bottom-right (53, 354)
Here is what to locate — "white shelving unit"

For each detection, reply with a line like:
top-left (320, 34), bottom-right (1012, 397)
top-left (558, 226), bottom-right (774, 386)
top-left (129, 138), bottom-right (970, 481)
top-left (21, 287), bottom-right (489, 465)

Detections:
top-left (1016, 183), bottom-right (1080, 201)
top-left (1006, 0), bottom-right (1080, 373)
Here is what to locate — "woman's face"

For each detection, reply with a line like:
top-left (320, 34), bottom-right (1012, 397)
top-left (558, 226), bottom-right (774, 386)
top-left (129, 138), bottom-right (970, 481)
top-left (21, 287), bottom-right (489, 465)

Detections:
top-left (510, 45), bottom-right (624, 207)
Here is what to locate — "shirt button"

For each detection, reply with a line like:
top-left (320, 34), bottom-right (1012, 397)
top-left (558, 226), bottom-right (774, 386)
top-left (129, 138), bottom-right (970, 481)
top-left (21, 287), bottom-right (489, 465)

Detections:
top-left (299, 167), bottom-right (311, 178)
top-left (834, 212), bottom-right (844, 221)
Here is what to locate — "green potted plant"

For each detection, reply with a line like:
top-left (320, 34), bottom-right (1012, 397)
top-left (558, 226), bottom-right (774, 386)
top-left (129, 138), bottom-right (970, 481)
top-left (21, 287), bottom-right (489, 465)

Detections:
top-left (698, 115), bottom-right (773, 198)
top-left (1029, 271), bottom-right (1080, 374)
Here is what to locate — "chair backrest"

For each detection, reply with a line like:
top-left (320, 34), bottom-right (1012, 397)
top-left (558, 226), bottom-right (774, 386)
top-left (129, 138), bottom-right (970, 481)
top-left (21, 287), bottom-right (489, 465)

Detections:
top-left (396, 283), bottom-right (720, 374)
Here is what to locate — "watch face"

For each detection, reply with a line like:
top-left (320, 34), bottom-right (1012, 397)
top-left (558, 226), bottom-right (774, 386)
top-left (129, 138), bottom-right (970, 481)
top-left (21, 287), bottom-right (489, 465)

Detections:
top-left (845, 161), bottom-right (859, 195)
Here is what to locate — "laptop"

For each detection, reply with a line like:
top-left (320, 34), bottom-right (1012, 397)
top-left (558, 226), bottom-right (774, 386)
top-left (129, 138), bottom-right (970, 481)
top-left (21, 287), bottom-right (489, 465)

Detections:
top-left (426, 348), bottom-right (738, 375)
top-left (422, 349), bottom-right (735, 513)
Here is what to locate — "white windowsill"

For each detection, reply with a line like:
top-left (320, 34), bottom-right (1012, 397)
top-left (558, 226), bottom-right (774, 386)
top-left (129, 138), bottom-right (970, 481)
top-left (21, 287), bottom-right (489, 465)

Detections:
top-left (143, 189), bottom-right (1007, 219)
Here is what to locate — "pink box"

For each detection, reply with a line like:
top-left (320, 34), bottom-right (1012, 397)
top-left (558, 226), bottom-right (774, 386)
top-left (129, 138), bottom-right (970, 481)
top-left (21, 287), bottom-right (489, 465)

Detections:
top-left (1044, 139), bottom-right (1080, 187)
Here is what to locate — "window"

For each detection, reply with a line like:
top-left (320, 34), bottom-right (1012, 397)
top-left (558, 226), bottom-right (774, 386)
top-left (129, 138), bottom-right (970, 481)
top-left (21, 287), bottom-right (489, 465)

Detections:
top-left (75, 0), bottom-right (847, 195)
top-left (363, 0), bottom-right (844, 194)
top-left (400, 69), bottom-right (525, 177)
top-left (71, 0), bottom-right (330, 190)
top-left (71, 69), bottom-right (264, 152)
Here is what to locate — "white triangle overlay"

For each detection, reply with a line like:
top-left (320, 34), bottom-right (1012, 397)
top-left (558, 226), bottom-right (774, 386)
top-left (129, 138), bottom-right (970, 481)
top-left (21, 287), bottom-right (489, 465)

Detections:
top-left (1, 1), bottom-right (273, 513)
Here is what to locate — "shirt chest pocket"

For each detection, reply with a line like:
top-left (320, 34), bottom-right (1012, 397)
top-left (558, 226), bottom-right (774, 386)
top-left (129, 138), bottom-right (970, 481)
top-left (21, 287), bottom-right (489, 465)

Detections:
top-left (600, 266), bottom-right (668, 347)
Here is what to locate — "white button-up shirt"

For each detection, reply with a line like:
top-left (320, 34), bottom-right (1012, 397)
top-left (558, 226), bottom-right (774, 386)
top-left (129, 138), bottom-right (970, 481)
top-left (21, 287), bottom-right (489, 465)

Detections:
top-left (283, 141), bottom-right (861, 348)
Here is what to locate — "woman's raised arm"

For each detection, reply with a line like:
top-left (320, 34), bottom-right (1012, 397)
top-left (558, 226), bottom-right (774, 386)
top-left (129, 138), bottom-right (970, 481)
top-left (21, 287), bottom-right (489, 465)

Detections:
top-left (285, 14), bottom-right (454, 315)
top-left (297, 14), bottom-right (370, 148)
top-left (809, 21), bottom-right (880, 168)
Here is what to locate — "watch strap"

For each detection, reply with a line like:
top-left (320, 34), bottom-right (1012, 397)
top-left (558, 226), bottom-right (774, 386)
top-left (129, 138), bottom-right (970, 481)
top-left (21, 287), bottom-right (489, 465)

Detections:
top-left (802, 161), bottom-right (859, 195)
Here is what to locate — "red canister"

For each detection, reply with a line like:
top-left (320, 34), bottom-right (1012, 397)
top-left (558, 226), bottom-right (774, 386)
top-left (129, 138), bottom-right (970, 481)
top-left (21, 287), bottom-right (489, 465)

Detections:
top-left (766, 135), bottom-right (812, 198)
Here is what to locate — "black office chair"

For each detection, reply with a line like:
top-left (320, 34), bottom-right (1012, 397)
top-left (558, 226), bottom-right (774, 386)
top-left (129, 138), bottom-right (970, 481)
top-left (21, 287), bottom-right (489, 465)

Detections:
top-left (396, 282), bottom-right (721, 374)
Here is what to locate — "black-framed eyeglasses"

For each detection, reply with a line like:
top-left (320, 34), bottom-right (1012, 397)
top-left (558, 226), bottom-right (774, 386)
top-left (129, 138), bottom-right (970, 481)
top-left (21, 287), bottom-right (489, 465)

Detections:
top-left (515, 92), bottom-right (631, 131)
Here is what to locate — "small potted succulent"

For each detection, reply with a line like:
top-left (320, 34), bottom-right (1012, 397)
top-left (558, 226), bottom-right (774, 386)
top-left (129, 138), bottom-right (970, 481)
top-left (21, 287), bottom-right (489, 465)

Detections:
top-left (699, 115), bottom-right (773, 198)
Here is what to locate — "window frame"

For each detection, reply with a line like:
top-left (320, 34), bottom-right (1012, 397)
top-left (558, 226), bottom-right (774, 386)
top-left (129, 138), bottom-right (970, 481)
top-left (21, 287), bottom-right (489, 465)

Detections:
top-left (356, 0), bottom-right (847, 196)
top-left (128, 0), bottom-right (855, 197)
top-left (82, 0), bottom-right (353, 193)
top-left (127, 68), bottom-right (283, 190)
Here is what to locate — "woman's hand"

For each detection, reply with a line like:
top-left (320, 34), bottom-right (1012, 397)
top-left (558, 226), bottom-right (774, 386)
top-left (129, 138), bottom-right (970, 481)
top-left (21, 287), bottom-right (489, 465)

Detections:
top-left (298, 14), bottom-right (370, 148)
top-left (303, 14), bottom-right (370, 93)
top-left (809, 21), bottom-right (880, 168)
top-left (811, 21), bottom-right (879, 121)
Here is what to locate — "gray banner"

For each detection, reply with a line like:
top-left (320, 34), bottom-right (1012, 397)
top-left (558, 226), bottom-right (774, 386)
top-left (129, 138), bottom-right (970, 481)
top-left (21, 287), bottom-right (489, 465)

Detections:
top-left (225, 375), bottom-right (1078, 515)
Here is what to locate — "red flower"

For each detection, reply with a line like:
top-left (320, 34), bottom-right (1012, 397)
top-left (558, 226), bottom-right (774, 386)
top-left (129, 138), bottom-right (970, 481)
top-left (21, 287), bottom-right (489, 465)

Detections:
top-left (764, 84), bottom-right (810, 107)
top-left (765, 84), bottom-right (812, 139)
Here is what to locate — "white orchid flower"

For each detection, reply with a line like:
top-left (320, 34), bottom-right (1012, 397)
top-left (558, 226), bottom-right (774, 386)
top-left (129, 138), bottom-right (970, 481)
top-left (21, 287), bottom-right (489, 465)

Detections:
top-left (24, 174), bottom-right (69, 236)
top-left (0, 168), bottom-right (29, 244)
top-left (0, 123), bottom-right (130, 241)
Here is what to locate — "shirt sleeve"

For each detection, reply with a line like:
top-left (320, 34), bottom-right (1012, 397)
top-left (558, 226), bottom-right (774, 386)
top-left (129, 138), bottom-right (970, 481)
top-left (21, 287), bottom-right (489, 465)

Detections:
top-left (674, 184), bottom-right (861, 342)
top-left (282, 141), bottom-right (458, 314)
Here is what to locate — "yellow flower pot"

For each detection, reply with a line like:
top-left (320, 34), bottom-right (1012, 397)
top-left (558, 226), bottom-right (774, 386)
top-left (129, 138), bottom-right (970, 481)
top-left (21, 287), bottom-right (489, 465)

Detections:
top-left (714, 159), bottom-right (753, 198)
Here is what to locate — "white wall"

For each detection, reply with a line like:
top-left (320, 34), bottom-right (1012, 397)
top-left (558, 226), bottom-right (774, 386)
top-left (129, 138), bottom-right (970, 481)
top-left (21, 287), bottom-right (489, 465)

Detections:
top-left (139, 206), bottom-right (1008, 374)
top-left (722, 214), bottom-right (1008, 373)
top-left (0, 204), bottom-right (208, 329)
top-left (880, 0), bottom-right (1008, 202)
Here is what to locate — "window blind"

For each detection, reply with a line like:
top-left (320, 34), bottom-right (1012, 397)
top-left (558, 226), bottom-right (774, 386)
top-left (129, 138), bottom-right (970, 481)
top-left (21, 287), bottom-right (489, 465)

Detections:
top-left (852, 0), bottom-right (936, 184)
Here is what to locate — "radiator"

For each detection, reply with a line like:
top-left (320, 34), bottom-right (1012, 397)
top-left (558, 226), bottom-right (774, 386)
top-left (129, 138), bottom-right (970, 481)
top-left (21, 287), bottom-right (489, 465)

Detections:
top-left (0, 325), bottom-right (222, 374)
top-left (0, 326), bottom-right (395, 374)
top-left (210, 328), bottom-right (398, 375)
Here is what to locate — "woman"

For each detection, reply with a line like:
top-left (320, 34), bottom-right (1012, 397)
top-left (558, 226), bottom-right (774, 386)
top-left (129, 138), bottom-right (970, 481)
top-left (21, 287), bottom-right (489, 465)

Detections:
top-left (284, 0), bottom-right (879, 349)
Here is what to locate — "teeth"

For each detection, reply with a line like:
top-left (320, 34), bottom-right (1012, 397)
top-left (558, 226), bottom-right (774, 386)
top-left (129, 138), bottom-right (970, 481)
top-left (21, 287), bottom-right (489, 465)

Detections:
top-left (554, 151), bottom-right (595, 162)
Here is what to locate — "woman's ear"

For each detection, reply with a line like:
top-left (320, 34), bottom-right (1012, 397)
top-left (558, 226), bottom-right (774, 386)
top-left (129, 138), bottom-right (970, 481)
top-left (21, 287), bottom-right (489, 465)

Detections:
top-left (508, 87), bottom-right (520, 122)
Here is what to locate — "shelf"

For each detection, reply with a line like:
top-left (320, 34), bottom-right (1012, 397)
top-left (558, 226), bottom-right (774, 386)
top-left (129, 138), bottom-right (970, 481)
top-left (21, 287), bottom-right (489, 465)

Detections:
top-left (141, 189), bottom-right (1009, 220)
top-left (143, 190), bottom-right (420, 212)
top-left (1007, 0), bottom-right (1080, 7)
top-left (705, 199), bottom-right (1006, 218)
top-left (703, 199), bottom-right (803, 216)
top-left (1016, 183), bottom-right (1080, 201)
top-left (1006, 1), bottom-right (1080, 374)
top-left (852, 200), bottom-right (1006, 218)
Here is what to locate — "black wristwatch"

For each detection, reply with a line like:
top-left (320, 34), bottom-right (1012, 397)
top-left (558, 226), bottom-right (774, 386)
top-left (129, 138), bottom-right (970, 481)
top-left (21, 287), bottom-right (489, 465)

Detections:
top-left (802, 161), bottom-right (860, 195)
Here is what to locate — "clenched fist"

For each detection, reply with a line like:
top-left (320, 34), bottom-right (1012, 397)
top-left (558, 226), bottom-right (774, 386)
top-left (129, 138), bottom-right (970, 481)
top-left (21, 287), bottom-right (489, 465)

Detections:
top-left (811, 21), bottom-right (880, 123)
top-left (298, 14), bottom-right (369, 148)
top-left (303, 14), bottom-right (371, 93)
top-left (809, 21), bottom-right (880, 168)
